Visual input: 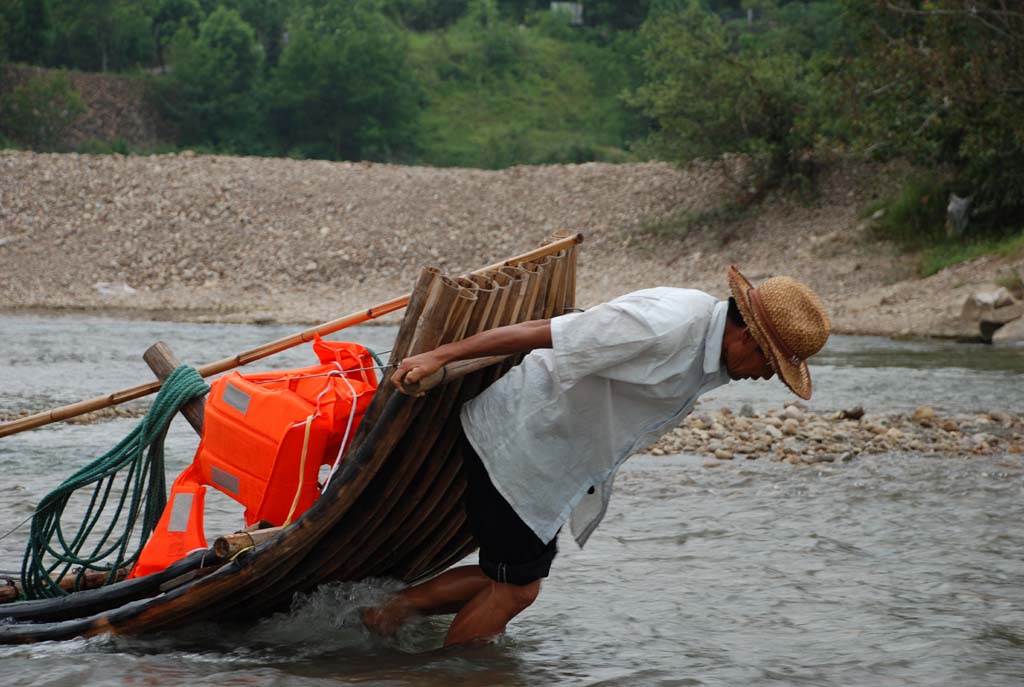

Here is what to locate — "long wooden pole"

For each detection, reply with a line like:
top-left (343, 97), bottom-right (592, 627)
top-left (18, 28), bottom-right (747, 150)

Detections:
top-left (0, 233), bottom-right (583, 439)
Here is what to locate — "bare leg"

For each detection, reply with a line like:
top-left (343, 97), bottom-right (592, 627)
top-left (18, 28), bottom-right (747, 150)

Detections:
top-left (444, 578), bottom-right (541, 647)
top-left (362, 565), bottom-right (492, 635)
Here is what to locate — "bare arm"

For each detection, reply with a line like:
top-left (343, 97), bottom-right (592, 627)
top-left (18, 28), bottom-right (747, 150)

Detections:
top-left (391, 319), bottom-right (552, 393)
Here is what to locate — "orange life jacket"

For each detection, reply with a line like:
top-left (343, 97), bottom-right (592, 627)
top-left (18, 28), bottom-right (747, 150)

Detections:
top-left (130, 337), bottom-right (378, 578)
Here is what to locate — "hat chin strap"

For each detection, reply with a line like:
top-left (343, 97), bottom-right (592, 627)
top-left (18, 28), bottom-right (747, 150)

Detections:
top-left (748, 287), bottom-right (802, 366)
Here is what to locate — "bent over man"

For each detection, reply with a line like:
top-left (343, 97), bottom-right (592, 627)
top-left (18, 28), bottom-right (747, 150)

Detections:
top-left (363, 265), bottom-right (830, 646)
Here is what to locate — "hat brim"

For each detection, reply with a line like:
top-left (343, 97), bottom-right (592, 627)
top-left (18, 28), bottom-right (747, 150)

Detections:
top-left (727, 265), bottom-right (813, 400)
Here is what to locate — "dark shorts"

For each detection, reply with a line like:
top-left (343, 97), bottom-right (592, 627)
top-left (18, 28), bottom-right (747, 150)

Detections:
top-left (462, 435), bottom-right (558, 586)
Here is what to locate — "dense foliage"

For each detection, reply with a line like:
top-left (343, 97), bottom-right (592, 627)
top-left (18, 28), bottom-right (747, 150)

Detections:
top-left (630, 0), bottom-right (842, 199)
top-left (840, 0), bottom-right (1024, 232)
top-left (0, 0), bottom-right (1021, 243)
top-left (0, 70), bottom-right (83, 149)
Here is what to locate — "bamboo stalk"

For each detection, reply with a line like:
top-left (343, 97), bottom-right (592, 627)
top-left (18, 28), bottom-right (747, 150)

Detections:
top-left (397, 485), bottom-right (468, 579)
top-left (398, 355), bottom-right (509, 396)
top-left (0, 233), bottom-right (582, 440)
top-left (500, 265), bottom-right (530, 323)
top-left (0, 548), bottom-right (213, 624)
top-left (212, 528), bottom-right (283, 560)
top-left (543, 251), bottom-right (568, 319)
top-left (414, 530), bottom-right (478, 583)
top-left (341, 278), bottom-right (501, 579)
top-left (529, 259), bottom-right (554, 320)
top-left (360, 427), bottom-right (464, 579)
top-left (520, 262), bottom-right (546, 320)
top-left (405, 247), bottom-right (578, 580)
top-left (326, 285), bottom-right (481, 581)
top-left (0, 297), bottom-right (407, 439)
top-left (388, 257), bottom-right (539, 579)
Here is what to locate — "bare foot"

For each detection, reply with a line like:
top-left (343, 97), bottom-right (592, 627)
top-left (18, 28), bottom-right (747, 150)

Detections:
top-left (360, 598), bottom-right (413, 637)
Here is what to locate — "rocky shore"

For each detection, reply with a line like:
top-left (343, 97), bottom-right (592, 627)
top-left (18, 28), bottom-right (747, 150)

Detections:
top-left (645, 403), bottom-right (1024, 466)
top-left (3, 150), bottom-right (1023, 338)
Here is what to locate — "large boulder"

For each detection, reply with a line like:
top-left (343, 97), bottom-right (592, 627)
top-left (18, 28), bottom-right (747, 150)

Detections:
top-left (992, 317), bottom-right (1024, 344)
top-left (961, 287), bottom-right (1016, 321)
top-left (961, 287), bottom-right (1023, 342)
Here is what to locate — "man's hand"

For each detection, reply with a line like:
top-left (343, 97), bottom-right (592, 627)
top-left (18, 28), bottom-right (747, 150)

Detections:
top-left (390, 319), bottom-right (552, 396)
top-left (392, 351), bottom-right (447, 396)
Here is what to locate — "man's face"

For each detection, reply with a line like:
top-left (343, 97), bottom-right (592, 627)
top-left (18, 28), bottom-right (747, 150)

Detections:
top-left (724, 326), bottom-right (775, 380)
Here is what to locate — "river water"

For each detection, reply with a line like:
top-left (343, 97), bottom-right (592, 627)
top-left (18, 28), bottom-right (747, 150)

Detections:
top-left (0, 313), bottom-right (1022, 686)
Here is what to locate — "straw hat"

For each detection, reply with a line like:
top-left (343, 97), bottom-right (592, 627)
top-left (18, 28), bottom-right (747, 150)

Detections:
top-left (727, 265), bottom-right (830, 400)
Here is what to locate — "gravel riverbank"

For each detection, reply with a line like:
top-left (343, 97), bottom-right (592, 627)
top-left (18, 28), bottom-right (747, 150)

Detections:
top-left (4, 150), bottom-right (1021, 337)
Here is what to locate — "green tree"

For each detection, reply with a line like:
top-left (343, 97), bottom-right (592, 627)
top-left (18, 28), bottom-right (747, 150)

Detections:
top-left (495, 0), bottom-right (545, 23)
top-left (266, 0), bottom-right (421, 160)
top-left (1, 0), bottom-right (50, 64)
top-left (159, 6), bottom-right (263, 149)
top-left (0, 71), bottom-right (84, 149)
top-left (586, 0), bottom-right (651, 29)
top-left (152, 0), bottom-right (200, 71)
top-left (840, 0), bottom-right (1024, 230)
top-left (383, 0), bottom-right (468, 30)
top-left (49, 0), bottom-right (154, 71)
top-left (222, 0), bottom-right (288, 66)
top-left (630, 0), bottom-right (827, 198)
top-left (0, 2), bottom-right (10, 62)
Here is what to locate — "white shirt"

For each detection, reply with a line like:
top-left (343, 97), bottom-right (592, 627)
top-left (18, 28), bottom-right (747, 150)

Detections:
top-left (460, 288), bottom-right (731, 548)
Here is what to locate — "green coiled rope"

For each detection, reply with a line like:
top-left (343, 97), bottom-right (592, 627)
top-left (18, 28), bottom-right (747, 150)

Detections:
top-left (20, 365), bottom-right (210, 599)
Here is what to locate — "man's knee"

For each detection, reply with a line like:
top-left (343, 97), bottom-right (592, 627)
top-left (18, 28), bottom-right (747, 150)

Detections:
top-left (496, 578), bottom-right (541, 614)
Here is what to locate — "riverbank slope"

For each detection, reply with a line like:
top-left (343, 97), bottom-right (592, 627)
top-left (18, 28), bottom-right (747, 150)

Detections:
top-left (2, 150), bottom-right (1020, 337)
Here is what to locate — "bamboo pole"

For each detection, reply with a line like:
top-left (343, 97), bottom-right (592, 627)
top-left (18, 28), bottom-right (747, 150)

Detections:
top-left (543, 251), bottom-right (568, 319)
top-left (0, 233), bottom-right (582, 439)
top-left (0, 297), bottom-right (407, 439)
top-left (528, 259), bottom-right (553, 320)
top-left (350, 267), bottom-right (440, 442)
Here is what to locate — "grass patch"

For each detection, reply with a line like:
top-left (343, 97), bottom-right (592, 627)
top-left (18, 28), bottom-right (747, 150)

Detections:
top-left (76, 138), bottom-right (133, 155)
top-left (406, 14), bottom-right (645, 169)
top-left (864, 174), bottom-right (1024, 276)
top-left (862, 174), bottom-right (948, 249)
top-left (995, 269), bottom-right (1024, 296)
top-left (918, 232), bottom-right (1024, 276)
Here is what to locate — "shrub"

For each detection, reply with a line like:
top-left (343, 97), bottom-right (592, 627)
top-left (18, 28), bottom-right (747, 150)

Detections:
top-left (629, 0), bottom-right (831, 200)
top-left (840, 0), bottom-right (1024, 233)
top-left (864, 175), bottom-right (950, 249)
top-left (865, 174), bottom-right (1024, 276)
top-left (0, 71), bottom-right (84, 150)
top-left (76, 137), bottom-right (132, 154)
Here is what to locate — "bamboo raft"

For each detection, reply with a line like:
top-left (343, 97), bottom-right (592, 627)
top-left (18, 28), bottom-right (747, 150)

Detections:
top-left (0, 232), bottom-right (581, 643)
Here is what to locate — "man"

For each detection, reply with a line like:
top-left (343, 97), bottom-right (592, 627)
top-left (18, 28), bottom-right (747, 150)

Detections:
top-left (363, 265), bottom-right (830, 646)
